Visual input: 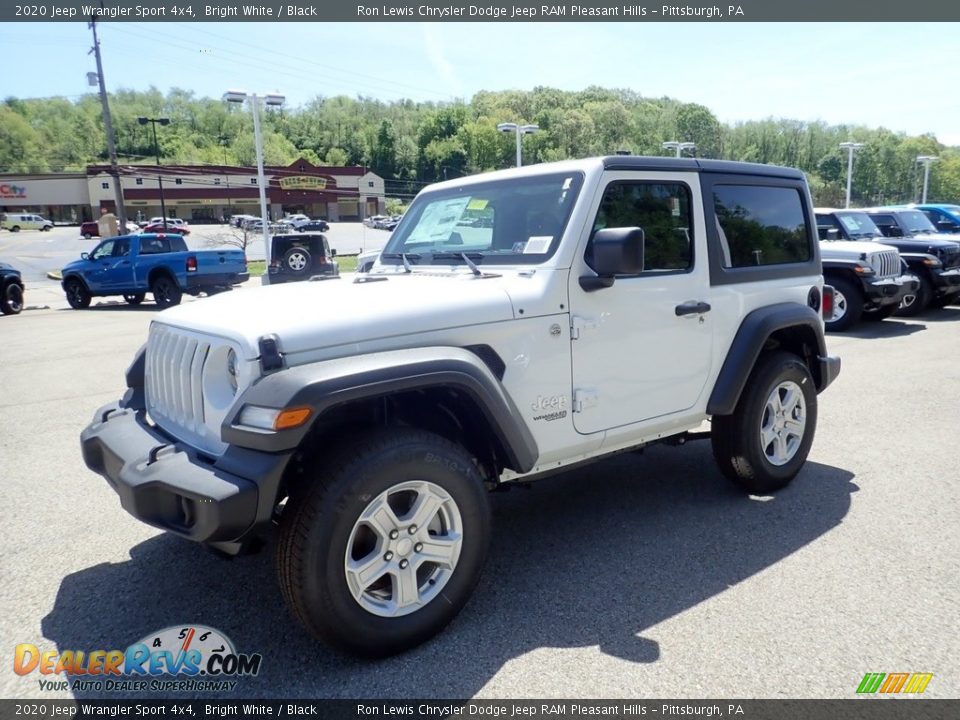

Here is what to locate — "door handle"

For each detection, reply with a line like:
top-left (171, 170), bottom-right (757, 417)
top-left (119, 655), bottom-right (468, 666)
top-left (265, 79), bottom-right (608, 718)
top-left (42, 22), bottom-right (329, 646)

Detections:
top-left (675, 301), bottom-right (711, 316)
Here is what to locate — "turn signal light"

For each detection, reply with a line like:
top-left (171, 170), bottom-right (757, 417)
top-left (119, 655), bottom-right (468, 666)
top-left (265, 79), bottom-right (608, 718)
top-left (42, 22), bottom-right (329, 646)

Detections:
top-left (274, 407), bottom-right (312, 430)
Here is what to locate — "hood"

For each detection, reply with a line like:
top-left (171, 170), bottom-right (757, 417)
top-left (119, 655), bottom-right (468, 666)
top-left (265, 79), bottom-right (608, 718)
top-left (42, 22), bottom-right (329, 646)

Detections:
top-left (819, 240), bottom-right (898, 260)
top-left (62, 257), bottom-right (90, 274)
top-left (878, 236), bottom-right (960, 253)
top-left (156, 272), bottom-right (517, 359)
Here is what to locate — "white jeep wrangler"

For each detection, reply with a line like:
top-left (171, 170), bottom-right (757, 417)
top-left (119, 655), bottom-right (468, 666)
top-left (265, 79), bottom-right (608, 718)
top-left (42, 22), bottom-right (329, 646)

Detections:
top-left (81, 156), bottom-right (840, 656)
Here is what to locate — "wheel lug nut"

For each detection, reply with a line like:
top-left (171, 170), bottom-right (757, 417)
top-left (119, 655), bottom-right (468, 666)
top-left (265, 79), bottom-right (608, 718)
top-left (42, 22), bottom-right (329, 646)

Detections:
top-left (414, 543), bottom-right (423, 553)
top-left (408, 525), bottom-right (417, 534)
top-left (389, 530), bottom-right (399, 539)
top-left (384, 551), bottom-right (393, 561)
top-left (399, 559), bottom-right (409, 569)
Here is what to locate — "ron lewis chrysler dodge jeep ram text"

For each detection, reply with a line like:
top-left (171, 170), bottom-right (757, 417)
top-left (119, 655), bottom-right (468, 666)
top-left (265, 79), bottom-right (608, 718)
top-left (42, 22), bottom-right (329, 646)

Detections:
top-left (81, 156), bottom-right (840, 656)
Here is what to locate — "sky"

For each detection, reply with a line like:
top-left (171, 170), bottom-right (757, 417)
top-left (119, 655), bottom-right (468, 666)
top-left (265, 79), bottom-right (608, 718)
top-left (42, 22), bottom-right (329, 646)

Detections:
top-left (3, 21), bottom-right (960, 145)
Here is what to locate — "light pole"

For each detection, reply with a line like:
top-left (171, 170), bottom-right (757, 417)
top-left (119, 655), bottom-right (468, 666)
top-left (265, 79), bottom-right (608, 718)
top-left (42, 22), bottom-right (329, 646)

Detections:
top-left (916, 155), bottom-right (939, 203)
top-left (839, 142), bottom-right (864, 209)
top-left (662, 141), bottom-right (696, 158)
top-left (497, 122), bottom-right (539, 167)
top-left (217, 133), bottom-right (231, 221)
top-left (138, 116), bottom-right (170, 229)
top-left (223, 90), bottom-right (285, 272)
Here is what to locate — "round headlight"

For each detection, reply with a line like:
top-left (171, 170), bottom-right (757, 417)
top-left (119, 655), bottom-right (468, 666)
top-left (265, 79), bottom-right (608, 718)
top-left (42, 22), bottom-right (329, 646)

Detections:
top-left (227, 349), bottom-right (238, 391)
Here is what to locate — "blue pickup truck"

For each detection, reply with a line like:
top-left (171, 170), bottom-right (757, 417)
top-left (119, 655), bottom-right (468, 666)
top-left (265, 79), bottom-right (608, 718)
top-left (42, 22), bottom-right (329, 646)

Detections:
top-left (61, 233), bottom-right (248, 309)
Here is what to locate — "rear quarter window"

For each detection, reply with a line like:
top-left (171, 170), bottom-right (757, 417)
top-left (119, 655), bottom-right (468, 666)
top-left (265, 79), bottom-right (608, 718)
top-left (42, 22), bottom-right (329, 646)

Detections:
top-left (713, 185), bottom-right (811, 267)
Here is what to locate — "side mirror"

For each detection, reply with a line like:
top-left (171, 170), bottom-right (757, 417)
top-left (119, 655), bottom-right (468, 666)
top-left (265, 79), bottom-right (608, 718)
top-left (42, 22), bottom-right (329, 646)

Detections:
top-left (936, 220), bottom-right (957, 232)
top-left (886, 226), bottom-right (904, 237)
top-left (330, 248), bottom-right (337, 257)
top-left (80, 252), bottom-right (89, 260)
top-left (580, 227), bottom-right (644, 291)
top-left (826, 228), bottom-right (840, 240)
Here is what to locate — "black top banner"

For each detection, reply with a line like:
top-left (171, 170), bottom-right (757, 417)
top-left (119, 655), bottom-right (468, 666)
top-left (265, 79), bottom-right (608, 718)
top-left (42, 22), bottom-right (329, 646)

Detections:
top-left (3, 0), bottom-right (960, 22)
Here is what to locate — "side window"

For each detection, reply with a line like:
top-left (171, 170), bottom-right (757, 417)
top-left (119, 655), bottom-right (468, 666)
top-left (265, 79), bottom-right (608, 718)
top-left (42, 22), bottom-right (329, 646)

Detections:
top-left (589, 181), bottom-right (693, 273)
top-left (140, 237), bottom-right (170, 254)
top-left (113, 239), bottom-right (130, 257)
top-left (90, 240), bottom-right (115, 261)
top-left (713, 185), bottom-right (810, 267)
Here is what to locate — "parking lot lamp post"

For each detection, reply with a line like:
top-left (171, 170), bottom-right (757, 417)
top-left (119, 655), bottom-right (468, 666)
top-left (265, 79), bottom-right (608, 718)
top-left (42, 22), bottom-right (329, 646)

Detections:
top-left (138, 117), bottom-right (170, 229)
top-left (497, 122), bottom-right (539, 167)
top-left (916, 155), bottom-right (939, 204)
top-left (662, 141), bottom-right (696, 158)
top-left (223, 90), bottom-right (285, 271)
top-left (839, 142), bottom-right (864, 209)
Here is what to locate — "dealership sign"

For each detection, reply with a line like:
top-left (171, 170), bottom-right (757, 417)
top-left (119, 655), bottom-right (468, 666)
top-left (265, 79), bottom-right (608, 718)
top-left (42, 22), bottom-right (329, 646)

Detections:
top-left (279, 176), bottom-right (328, 190)
top-left (0, 183), bottom-right (27, 199)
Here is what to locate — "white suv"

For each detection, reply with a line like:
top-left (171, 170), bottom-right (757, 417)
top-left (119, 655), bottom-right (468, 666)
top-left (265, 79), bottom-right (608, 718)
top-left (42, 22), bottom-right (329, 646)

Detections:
top-left (81, 156), bottom-right (840, 657)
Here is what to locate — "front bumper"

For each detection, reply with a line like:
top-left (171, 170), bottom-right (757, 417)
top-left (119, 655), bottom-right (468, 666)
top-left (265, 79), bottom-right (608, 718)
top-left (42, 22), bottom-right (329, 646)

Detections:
top-left (931, 267), bottom-right (960, 294)
top-left (863, 274), bottom-right (919, 307)
top-left (81, 402), bottom-right (290, 546)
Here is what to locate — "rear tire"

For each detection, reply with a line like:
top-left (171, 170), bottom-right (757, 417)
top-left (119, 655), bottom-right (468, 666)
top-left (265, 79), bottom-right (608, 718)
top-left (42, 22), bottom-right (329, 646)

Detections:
top-left (83, 233), bottom-right (92, 240)
top-left (712, 351), bottom-right (817, 494)
top-left (10, 226), bottom-right (20, 233)
top-left (151, 275), bottom-right (182, 309)
top-left (275, 428), bottom-right (490, 657)
top-left (1, 281), bottom-right (24, 315)
top-left (64, 278), bottom-right (91, 309)
top-left (824, 276), bottom-right (862, 332)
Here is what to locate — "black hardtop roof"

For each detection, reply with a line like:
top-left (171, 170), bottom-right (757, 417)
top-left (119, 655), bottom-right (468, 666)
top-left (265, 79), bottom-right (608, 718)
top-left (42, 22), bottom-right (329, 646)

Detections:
top-left (601, 155), bottom-right (806, 180)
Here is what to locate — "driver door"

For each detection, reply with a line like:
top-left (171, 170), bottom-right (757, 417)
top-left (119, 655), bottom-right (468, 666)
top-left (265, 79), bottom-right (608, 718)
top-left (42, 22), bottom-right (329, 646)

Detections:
top-left (569, 173), bottom-right (713, 435)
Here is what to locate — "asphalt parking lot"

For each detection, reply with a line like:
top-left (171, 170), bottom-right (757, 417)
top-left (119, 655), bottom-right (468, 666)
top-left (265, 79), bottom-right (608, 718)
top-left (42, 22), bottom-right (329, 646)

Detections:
top-left (0, 280), bottom-right (958, 700)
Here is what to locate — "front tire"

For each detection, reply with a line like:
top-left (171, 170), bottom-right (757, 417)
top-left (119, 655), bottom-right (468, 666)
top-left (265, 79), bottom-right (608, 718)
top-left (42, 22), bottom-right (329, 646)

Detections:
top-left (64, 278), bottom-right (91, 309)
top-left (1, 282), bottom-right (24, 315)
top-left (712, 351), bottom-right (817, 494)
top-left (824, 276), bottom-right (862, 332)
top-left (276, 428), bottom-right (491, 657)
top-left (151, 275), bottom-right (182, 309)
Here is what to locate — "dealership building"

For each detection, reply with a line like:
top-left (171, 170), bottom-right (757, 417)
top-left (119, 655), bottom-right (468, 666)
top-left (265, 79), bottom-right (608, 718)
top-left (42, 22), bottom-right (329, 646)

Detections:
top-left (0, 159), bottom-right (385, 224)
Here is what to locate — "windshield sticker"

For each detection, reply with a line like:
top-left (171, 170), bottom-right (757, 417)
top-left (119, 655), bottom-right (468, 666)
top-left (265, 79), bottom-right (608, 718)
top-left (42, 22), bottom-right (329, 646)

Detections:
top-left (408, 197), bottom-right (471, 242)
top-left (839, 216), bottom-right (862, 231)
top-left (466, 198), bottom-right (489, 210)
top-left (524, 235), bottom-right (553, 254)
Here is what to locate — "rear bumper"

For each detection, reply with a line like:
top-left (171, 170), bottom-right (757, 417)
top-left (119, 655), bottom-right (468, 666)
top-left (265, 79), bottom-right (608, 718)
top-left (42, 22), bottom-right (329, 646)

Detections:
top-left (185, 272), bottom-right (249, 289)
top-left (81, 402), bottom-right (290, 546)
top-left (818, 355), bottom-right (841, 393)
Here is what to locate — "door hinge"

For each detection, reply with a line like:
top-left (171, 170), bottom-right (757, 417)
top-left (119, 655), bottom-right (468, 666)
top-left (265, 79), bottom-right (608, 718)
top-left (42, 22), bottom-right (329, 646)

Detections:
top-left (570, 315), bottom-right (598, 340)
top-left (573, 389), bottom-right (599, 413)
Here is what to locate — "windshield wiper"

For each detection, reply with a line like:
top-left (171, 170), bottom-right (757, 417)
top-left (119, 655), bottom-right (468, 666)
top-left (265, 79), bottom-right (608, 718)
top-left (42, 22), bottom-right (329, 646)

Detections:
top-left (429, 251), bottom-right (485, 277)
top-left (381, 252), bottom-right (422, 259)
top-left (380, 252), bottom-right (420, 273)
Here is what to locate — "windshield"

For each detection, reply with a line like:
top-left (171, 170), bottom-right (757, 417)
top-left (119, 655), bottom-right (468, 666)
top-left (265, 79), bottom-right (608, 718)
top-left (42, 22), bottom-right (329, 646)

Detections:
top-left (382, 172), bottom-right (584, 265)
top-left (834, 212), bottom-right (883, 239)
top-left (897, 210), bottom-right (938, 234)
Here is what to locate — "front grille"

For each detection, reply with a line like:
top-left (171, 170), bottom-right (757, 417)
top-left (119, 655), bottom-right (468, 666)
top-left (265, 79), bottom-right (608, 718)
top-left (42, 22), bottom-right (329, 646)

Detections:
top-left (872, 250), bottom-right (901, 278)
top-left (146, 324), bottom-right (210, 436)
top-left (941, 248), bottom-right (960, 270)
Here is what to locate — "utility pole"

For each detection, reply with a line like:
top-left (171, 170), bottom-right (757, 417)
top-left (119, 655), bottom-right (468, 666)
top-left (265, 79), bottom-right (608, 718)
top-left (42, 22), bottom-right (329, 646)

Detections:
top-left (88, 18), bottom-right (126, 227)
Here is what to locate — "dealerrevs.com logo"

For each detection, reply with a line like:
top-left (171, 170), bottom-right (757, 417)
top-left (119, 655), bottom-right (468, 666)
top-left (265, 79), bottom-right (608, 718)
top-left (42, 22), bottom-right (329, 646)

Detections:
top-left (14, 625), bottom-right (262, 693)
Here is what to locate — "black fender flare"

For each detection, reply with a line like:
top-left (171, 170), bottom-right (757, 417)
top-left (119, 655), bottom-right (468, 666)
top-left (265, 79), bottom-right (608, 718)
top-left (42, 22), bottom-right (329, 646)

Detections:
top-left (221, 346), bottom-right (539, 473)
top-left (707, 303), bottom-right (830, 416)
top-left (60, 272), bottom-right (91, 294)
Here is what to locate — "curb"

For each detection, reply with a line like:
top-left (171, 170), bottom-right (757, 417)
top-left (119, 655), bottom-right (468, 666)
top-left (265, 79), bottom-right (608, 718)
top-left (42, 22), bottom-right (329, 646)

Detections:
top-left (46, 270), bottom-right (62, 281)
